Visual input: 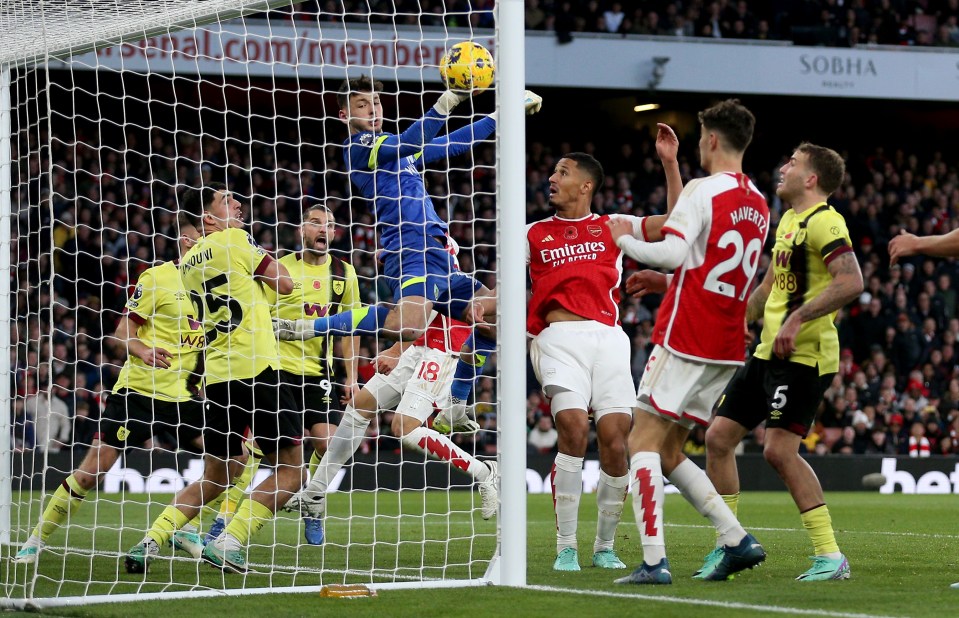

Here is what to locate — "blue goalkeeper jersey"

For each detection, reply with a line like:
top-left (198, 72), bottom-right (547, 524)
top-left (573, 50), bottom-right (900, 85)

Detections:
top-left (345, 109), bottom-right (496, 253)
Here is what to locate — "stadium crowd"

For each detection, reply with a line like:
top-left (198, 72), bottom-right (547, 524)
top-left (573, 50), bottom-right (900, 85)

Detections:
top-left (9, 94), bottom-right (959, 462)
top-left (277, 1), bottom-right (959, 49)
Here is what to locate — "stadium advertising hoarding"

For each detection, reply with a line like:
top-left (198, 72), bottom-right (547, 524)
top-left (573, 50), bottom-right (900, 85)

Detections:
top-left (15, 453), bottom-right (959, 495)
top-left (52, 24), bottom-right (959, 101)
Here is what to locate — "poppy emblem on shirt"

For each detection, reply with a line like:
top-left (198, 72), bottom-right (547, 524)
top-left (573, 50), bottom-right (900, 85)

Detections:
top-left (587, 225), bottom-right (603, 237)
top-left (564, 226), bottom-right (578, 240)
top-left (313, 280), bottom-right (322, 290)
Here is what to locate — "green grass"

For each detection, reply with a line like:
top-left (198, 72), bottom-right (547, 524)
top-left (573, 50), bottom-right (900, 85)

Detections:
top-left (4, 491), bottom-right (959, 617)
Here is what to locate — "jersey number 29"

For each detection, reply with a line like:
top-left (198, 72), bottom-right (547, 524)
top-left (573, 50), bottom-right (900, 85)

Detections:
top-left (703, 229), bottom-right (762, 301)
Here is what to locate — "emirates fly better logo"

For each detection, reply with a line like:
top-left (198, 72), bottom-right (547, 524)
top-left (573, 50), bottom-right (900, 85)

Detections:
top-left (539, 241), bottom-right (607, 267)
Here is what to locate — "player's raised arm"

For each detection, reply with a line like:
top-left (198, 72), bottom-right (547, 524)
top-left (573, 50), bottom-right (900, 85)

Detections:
top-left (419, 89), bottom-right (543, 164)
top-left (637, 123), bottom-right (683, 242)
top-left (658, 123), bottom-right (683, 215)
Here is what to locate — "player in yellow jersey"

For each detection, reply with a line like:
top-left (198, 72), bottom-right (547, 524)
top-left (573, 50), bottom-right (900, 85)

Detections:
top-left (701, 143), bottom-right (863, 581)
top-left (267, 200), bottom-right (360, 543)
top-left (187, 201), bottom-right (361, 546)
top-left (125, 183), bottom-right (302, 574)
top-left (15, 223), bottom-right (205, 565)
top-left (270, 200), bottom-right (360, 456)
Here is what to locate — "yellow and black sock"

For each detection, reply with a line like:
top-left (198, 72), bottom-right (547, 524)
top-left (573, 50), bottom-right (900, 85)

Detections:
top-left (34, 474), bottom-right (89, 542)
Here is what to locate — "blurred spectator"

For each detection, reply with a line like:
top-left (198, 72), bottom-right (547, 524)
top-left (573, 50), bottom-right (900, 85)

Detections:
top-left (528, 414), bottom-right (558, 455)
top-left (908, 421), bottom-right (931, 457)
top-left (23, 378), bottom-right (71, 454)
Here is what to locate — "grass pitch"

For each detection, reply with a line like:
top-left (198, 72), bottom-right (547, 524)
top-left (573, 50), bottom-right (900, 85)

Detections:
top-left (3, 490), bottom-right (958, 617)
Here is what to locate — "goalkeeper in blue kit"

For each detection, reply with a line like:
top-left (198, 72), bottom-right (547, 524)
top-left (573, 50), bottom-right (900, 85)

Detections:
top-left (276, 76), bottom-right (542, 431)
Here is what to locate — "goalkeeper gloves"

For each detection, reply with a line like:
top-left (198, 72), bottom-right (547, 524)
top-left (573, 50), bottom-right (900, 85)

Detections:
top-left (432, 90), bottom-right (470, 116)
top-left (487, 90), bottom-right (544, 122)
top-left (273, 318), bottom-right (318, 341)
top-left (524, 90), bottom-right (543, 115)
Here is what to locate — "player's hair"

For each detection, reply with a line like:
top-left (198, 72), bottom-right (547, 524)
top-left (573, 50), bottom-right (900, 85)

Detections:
top-left (796, 142), bottom-right (845, 196)
top-left (698, 99), bottom-right (755, 153)
top-left (301, 197), bottom-right (334, 223)
top-left (563, 152), bottom-right (605, 198)
top-left (337, 75), bottom-right (384, 110)
top-left (178, 182), bottom-right (227, 229)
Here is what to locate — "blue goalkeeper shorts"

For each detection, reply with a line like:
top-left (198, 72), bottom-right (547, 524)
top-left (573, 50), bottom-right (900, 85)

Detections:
top-left (382, 236), bottom-right (482, 320)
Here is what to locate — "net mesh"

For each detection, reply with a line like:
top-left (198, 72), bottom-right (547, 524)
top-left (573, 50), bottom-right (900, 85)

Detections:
top-left (3, 0), bottom-right (499, 605)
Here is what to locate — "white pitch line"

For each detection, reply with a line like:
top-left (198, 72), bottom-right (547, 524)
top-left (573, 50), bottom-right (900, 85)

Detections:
top-left (661, 522), bottom-right (959, 540)
top-left (519, 519), bottom-right (959, 541)
top-left (524, 584), bottom-right (904, 618)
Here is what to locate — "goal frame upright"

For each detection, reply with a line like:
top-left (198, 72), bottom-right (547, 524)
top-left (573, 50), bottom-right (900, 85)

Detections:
top-left (0, 0), bottom-right (528, 608)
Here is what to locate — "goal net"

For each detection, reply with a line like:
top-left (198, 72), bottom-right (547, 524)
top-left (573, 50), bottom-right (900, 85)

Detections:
top-left (0, 0), bottom-right (519, 608)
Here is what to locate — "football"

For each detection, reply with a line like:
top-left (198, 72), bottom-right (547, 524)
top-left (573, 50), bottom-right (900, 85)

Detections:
top-left (440, 41), bottom-right (495, 92)
top-left (861, 472), bottom-right (887, 490)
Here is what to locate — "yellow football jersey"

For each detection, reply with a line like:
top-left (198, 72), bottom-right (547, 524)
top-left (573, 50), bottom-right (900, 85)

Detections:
top-left (755, 203), bottom-right (853, 375)
top-left (113, 261), bottom-right (204, 401)
top-left (265, 253), bottom-right (361, 378)
top-left (179, 227), bottom-right (279, 384)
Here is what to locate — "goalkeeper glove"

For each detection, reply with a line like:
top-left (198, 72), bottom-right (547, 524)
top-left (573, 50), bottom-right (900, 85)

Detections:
top-left (433, 90), bottom-right (470, 116)
top-left (524, 90), bottom-right (543, 115)
top-left (273, 318), bottom-right (318, 341)
top-left (487, 90), bottom-right (544, 122)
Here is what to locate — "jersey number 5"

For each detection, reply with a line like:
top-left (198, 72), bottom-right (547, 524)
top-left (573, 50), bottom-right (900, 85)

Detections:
top-left (190, 273), bottom-right (244, 344)
top-left (703, 229), bottom-right (762, 301)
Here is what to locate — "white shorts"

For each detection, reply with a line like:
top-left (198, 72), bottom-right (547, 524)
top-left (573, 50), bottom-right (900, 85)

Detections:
top-left (529, 321), bottom-right (634, 420)
top-left (363, 345), bottom-right (456, 423)
top-left (636, 344), bottom-right (737, 428)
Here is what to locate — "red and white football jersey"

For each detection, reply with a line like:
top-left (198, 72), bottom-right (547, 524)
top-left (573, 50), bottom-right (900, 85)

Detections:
top-left (653, 172), bottom-right (770, 364)
top-left (414, 313), bottom-right (471, 353)
top-left (526, 213), bottom-right (641, 336)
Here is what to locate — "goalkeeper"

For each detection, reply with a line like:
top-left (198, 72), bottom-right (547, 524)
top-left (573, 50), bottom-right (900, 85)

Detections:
top-left (275, 76), bottom-right (543, 430)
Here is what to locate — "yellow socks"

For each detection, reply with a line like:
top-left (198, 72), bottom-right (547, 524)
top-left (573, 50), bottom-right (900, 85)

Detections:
top-left (146, 505), bottom-right (190, 546)
top-left (801, 504), bottom-right (841, 556)
top-left (224, 499), bottom-right (274, 546)
top-left (721, 493), bottom-right (740, 518)
top-left (714, 493), bottom-right (740, 542)
top-left (308, 450), bottom-right (321, 478)
top-left (34, 475), bottom-right (89, 542)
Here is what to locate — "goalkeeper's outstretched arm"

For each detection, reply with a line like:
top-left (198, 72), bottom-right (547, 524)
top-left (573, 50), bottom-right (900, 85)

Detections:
top-left (419, 89), bottom-right (543, 164)
top-left (367, 90), bottom-right (470, 167)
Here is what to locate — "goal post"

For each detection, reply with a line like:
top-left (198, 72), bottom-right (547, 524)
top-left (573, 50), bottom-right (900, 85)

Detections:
top-left (0, 0), bottom-right (527, 608)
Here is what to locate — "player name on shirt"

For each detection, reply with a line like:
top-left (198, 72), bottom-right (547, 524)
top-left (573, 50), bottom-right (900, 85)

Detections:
top-left (730, 205), bottom-right (769, 236)
top-left (181, 247), bottom-right (214, 269)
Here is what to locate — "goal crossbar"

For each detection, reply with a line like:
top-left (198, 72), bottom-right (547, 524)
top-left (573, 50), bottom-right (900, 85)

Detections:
top-left (0, 0), bottom-right (306, 67)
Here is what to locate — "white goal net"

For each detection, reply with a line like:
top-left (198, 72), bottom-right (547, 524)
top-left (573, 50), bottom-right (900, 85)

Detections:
top-left (0, 0), bottom-right (524, 607)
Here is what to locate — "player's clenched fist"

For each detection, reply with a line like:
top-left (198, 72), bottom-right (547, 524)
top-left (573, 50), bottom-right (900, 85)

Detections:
top-left (625, 270), bottom-right (668, 298)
